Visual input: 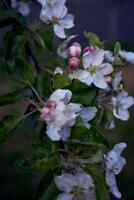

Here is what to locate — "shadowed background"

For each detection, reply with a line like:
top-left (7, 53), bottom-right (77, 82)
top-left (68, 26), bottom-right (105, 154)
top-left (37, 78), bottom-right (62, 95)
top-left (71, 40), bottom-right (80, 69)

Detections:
top-left (0, 0), bottom-right (134, 199)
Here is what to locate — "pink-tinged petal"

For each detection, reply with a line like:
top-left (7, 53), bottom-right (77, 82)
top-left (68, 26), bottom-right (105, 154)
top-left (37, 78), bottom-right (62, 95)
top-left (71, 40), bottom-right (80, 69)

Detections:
top-left (56, 193), bottom-right (74, 200)
top-left (83, 51), bottom-right (94, 69)
top-left (98, 63), bottom-right (113, 75)
top-left (59, 14), bottom-right (74, 29)
top-left (55, 174), bottom-right (77, 193)
top-left (93, 74), bottom-right (108, 89)
top-left (53, 24), bottom-right (66, 38)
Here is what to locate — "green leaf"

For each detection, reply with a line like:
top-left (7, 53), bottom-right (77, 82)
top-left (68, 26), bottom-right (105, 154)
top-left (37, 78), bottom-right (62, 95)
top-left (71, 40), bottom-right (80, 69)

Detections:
top-left (0, 115), bottom-right (23, 143)
top-left (37, 26), bottom-right (53, 52)
top-left (33, 171), bottom-right (59, 200)
top-left (114, 42), bottom-right (121, 57)
top-left (35, 73), bottom-right (52, 99)
top-left (53, 74), bottom-right (70, 90)
top-left (84, 32), bottom-right (104, 49)
top-left (86, 166), bottom-right (110, 200)
top-left (22, 112), bottom-right (40, 138)
top-left (39, 181), bottom-right (59, 200)
top-left (68, 80), bottom-right (98, 105)
top-left (34, 135), bottom-right (59, 157)
top-left (0, 10), bottom-right (25, 28)
top-left (16, 153), bottom-right (60, 173)
top-left (71, 127), bottom-right (109, 148)
top-left (0, 87), bottom-right (30, 107)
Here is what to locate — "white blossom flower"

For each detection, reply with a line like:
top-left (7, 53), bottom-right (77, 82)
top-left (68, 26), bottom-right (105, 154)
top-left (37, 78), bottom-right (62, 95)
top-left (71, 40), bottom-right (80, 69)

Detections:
top-left (112, 91), bottom-right (134, 121)
top-left (40, 89), bottom-right (81, 141)
top-left (69, 46), bottom-right (113, 89)
top-left (80, 106), bottom-right (97, 129)
top-left (120, 50), bottom-right (134, 64)
top-left (38, 0), bottom-right (74, 38)
top-left (112, 71), bottom-right (122, 91)
top-left (54, 67), bottom-right (63, 75)
top-left (55, 172), bottom-right (96, 200)
top-left (105, 143), bottom-right (127, 198)
top-left (57, 35), bottom-right (77, 59)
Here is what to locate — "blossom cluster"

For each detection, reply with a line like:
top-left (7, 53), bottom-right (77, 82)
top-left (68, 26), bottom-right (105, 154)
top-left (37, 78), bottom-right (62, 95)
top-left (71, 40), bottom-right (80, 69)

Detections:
top-left (36, 1), bottom-right (134, 199)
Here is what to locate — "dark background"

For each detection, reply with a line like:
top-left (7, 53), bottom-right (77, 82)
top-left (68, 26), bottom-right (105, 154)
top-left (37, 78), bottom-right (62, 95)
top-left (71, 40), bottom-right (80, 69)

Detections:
top-left (0, 0), bottom-right (134, 199)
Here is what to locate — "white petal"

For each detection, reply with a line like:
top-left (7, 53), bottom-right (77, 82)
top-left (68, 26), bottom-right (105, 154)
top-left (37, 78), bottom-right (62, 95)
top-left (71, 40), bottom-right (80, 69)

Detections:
top-left (66, 103), bottom-right (81, 113)
top-left (113, 108), bottom-right (130, 121)
top-left (56, 193), bottom-right (74, 200)
top-left (52, 5), bottom-right (67, 19)
top-left (75, 173), bottom-right (94, 190)
top-left (105, 170), bottom-right (122, 199)
top-left (104, 50), bottom-right (114, 63)
top-left (11, 0), bottom-right (17, 8)
top-left (98, 63), bottom-right (113, 75)
top-left (80, 106), bottom-right (97, 122)
top-left (18, 2), bottom-right (30, 16)
top-left (53, 24), bottom-right (66, 38)
top-left (40, 8), bottom-right (52, 22)
top-left (69, 70), bottom-right (93, 86)
top-left (83, 51), bottom-right (94, 69)
top-left (93, 74), bottom-right (108, 89)
top-left (113, 143), bottom-right (127, 156)
top-left (46, 124), bottom-right (61, 141)
top-left (113, 156), bottom-right (126, 174)
top-left (59, 126), bottom-right (71, 141)
top-left (50, 89), bottom-right (72, 104)
top-left (55, 174), bottom-right (77, 193)
top-left (59, 14), bottom-right (74, 29)
top-left (121, 96), bottom-right (134, 109)
top-left (120, 50), bottom-right (134, 64)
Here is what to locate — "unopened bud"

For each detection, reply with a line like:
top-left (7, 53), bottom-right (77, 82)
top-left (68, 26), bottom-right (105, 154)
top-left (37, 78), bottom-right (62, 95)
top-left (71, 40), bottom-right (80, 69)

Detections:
top-left (68, 57), bottom-right (80, 69)
top-left (68, 42), bottom-right (81, 58)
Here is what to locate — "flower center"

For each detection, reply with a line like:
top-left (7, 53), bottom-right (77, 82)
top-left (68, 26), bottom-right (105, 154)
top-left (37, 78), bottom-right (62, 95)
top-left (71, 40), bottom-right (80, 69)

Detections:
top-left (88, 65), bottom-right (96, 75)
top-left (52, 16), bottom-right (59, 24)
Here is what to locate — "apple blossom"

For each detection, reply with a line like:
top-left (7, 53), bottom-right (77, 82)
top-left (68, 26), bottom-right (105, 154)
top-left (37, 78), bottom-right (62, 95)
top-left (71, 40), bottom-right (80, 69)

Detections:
top-left (55, 172), bottom-right (96, 200)
top-left (68, 42), bottom-right (81, 58)
top-left (105, 143), bottom-right (127, 198)
top-left (40, 89), bottom-right (81, 141)
top-left (112, 91), bottom-right (134, 121)
top-left (69, 46), bottom-right (113, 89)
top-left (38, 0), bottom-right (74, 38)
top-left (68, 57), bottom-right (80, 69)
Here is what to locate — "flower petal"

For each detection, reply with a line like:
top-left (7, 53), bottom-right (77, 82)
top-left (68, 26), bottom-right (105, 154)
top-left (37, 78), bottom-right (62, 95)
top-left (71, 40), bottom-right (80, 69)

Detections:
top-left (75, 173), bottom-right (94, 190)
top-left (93, 74), bottom-right (108, 89)
top-left (56, 193), bottom-right (74, 200)
top-left (55, 173), bottom-right (77, 193)
top-left (98, 63), bottom-right (113, 75)
top-left (59, 14), bottom-right (74, 29)
top-left (80, 106), bottom-right (97, 122)
top-left (50, 89), bottom-right (72, 104)
top-left (53, 24), bottom-right (66, 38)
top-left (46, 124), bottom-right (61, 141)
top-left (105, 170), bottom-right (122, 199)
top-left (113, 108), bottom-right (130, 121)
top-left (112, 143), bottom-right (127, 156)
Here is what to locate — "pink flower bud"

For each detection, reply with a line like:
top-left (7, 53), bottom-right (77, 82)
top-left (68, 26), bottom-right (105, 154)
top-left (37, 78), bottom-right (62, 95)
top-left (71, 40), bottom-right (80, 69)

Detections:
top-left (68, 42), bottom-right (81, 58)
top-left (68, 57), bottom-right (80, 69)
top-left (41, 100), bottom-right (57, 122)
top-left (83, 46), bottom-right (97, 53)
